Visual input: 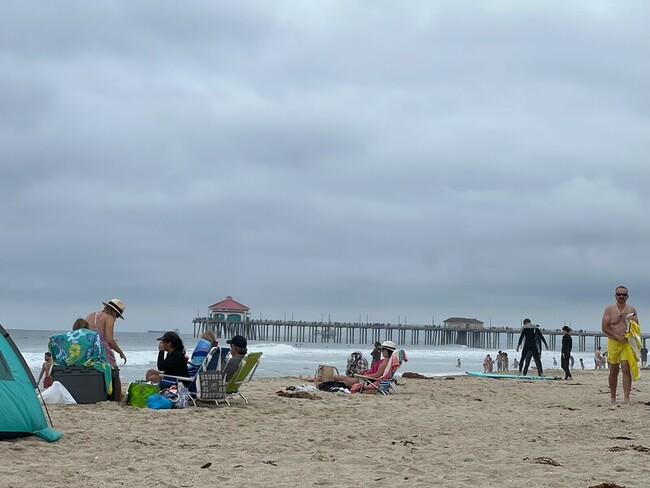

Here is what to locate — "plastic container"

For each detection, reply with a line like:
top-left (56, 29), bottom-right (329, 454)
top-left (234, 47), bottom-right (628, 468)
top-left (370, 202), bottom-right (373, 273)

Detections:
top-left (50, 366), bottom-right (107, 404)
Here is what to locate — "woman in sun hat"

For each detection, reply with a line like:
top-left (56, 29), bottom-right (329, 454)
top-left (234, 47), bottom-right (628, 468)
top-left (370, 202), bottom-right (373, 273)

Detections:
top-left (316, 341), bottom-right (397, 390)
top-left (86, 298), bottom-right (127, 366)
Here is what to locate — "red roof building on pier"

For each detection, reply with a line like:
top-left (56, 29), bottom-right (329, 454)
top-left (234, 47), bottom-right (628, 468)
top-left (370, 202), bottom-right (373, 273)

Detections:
top-left (208, 296), bottom-right (250, 322)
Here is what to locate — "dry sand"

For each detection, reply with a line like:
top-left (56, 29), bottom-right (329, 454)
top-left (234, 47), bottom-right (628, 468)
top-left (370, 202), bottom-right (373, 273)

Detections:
top-left (2, 369), bottom-right (649, 488)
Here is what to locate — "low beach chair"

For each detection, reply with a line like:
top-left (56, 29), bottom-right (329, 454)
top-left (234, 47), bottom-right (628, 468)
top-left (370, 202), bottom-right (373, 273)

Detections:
top-left (162, 347), bottom-right (226, 406)
top-left (224, 351), bottom-right (263, 405)
top-left (355, 349), bottom-right (407, 395)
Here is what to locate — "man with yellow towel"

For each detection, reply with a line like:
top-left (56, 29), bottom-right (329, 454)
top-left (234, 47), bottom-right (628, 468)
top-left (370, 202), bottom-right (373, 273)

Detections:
top-left (601, 285), bottom-right (640, 405)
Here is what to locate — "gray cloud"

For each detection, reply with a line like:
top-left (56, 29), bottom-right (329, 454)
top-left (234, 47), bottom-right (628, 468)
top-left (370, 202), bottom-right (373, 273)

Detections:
top-left (1, 2), bottom-right (648, 334)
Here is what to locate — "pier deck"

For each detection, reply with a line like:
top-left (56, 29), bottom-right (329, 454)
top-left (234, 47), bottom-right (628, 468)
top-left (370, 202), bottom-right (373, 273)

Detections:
top-left (193, 318), bottom-right (648, 352)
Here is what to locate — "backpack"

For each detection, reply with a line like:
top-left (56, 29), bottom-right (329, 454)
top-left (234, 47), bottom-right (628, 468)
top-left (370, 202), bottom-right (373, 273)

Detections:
top-left (126, 381), bottom-right (160, 408)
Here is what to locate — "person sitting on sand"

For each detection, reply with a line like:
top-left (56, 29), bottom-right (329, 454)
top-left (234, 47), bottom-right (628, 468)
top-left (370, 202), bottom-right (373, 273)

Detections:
top-left (146, 331), bottom-right (190, 388)
top-left (187, 330), bottom-right (219, 377)
top-left (345, 350), bottom-right (369, 376)
top-left (315, 341), bottom-right (397, 390)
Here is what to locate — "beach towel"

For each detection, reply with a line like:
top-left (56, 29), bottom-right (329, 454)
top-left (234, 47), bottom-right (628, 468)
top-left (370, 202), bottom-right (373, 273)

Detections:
top-left (48, 330), bottom-right (113, 395)
top-left (187, 338), bottom-right (212, 377)
top-left (624, 314), bottom-right (642, 381)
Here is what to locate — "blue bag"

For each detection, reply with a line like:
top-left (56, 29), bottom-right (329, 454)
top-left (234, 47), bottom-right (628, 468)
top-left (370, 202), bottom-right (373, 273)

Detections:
top-left (146, 393), bottom-right (173, 410)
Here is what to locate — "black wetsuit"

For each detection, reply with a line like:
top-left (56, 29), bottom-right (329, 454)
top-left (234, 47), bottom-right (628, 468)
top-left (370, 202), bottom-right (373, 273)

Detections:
top-left (561, 333), bottom-right (573, 379)
top-left (517, 325), bottom-right (547, 376)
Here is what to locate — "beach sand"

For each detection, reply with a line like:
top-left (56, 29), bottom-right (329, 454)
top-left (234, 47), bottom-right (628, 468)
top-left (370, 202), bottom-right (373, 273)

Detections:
top-left (2, 369), bottom-right (649, 487)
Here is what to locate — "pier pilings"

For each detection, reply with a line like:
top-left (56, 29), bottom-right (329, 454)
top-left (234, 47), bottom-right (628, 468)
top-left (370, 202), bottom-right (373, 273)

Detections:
top-left (192, 318), bottom-right (647, 352)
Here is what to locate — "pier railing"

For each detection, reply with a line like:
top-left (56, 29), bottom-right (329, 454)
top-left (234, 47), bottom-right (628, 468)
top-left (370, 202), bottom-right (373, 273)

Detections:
top-left (193, 318), bottom-right (648, 352)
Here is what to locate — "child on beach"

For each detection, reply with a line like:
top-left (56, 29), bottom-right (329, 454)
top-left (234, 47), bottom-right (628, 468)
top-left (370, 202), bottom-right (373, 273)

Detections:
top-left (38, 352), bottom-right (53, 389)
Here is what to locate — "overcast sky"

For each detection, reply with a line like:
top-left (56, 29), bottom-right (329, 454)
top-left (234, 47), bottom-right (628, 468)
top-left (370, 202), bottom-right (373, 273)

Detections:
top-left (1, 2), bottom-right (648, 334)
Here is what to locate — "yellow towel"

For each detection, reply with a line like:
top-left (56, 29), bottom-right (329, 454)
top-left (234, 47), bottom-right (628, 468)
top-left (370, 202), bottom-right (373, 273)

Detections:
top-left (624, 316), bottom-right (641, 381)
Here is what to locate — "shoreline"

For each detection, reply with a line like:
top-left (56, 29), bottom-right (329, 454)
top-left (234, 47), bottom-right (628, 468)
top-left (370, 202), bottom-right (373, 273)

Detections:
top-left (3, 370), bottom-right (649, 487)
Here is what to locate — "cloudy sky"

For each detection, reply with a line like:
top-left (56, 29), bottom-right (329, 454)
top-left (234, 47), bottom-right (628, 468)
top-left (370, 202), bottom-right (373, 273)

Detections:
top-left (1, 2), bottom-right (648, 334)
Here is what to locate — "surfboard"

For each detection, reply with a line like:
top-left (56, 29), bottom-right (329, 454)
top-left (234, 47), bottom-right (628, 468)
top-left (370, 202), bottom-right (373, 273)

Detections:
top-left (466, 371), bottom-right (559, 380)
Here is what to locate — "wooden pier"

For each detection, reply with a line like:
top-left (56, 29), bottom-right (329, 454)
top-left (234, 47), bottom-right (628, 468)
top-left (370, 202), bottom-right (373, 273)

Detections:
top-left (193, 318), bottom-right (649, 352)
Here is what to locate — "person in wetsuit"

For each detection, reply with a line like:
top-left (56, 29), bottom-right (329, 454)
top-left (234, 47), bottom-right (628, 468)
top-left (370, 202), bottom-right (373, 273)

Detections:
top-left (561, 325), bottom-right (573, 380)
top-left (516, 318), bottom-right (548, 376)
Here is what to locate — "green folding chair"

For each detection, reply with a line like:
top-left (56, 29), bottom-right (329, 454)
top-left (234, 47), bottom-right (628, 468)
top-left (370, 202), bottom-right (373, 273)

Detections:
top-left (224, 352), bottom-right (263, 405)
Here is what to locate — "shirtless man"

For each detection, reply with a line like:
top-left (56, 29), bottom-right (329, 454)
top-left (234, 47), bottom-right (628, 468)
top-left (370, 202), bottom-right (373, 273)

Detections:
top-left (86, 298), bottom-right (128, 366)
top-left (601, 285), bottom-right (639, 404)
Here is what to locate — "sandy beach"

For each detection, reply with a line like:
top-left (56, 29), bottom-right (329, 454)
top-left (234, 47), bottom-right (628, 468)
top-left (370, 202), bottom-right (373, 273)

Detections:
top-left (2, 369), bottom-right (649, 488)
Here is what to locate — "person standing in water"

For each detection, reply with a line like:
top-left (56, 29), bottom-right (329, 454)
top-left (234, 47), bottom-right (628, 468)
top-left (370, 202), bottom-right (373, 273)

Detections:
top-left (561, 326), bottom-right (573, 380)
top-left (601, 285), bottom-right (639, 404)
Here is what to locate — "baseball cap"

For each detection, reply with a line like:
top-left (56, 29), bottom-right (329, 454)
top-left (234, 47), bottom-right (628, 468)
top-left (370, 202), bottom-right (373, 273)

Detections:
top-left (227, 335), bottom-right (247, 348)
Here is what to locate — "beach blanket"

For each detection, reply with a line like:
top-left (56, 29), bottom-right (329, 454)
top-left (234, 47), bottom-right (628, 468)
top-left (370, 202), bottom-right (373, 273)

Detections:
top-left (48, 330), bottom-right (113, 394)
top-left (625, 314), bottom-right (642, 381)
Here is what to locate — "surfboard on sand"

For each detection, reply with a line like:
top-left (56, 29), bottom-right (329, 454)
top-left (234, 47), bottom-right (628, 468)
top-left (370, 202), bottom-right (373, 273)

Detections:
top-left (466, 371), bottom-right (559, 380)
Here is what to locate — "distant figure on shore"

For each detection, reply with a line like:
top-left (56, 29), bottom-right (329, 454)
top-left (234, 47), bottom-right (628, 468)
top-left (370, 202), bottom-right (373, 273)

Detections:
top-left (370, 342), bottom-right (382, 365)
top-left (483, 354), bottom-right (493, 373)
top-left (580, 358), bottom-right (585, 370)
top-left (553, 357), bottom-right (557, 366)
top-left (38, 352), bottom-right (53, 389)
top-left (512, 358), bottom-right (519, 370)
top-left (594, 347), bottom-right (602, 369)
top-left (457, 358), bottom-right (461, 368)
top-left (561, 326), bottom-right (573, 380)
top-left (501, 352), bottom-right (509, 371)
top-left (570, 355), bottom-right (575, 369)
top-left (86, 298), bottom-right (127, 366)
top-left (496, 351), bottom-right (503, 372)
top-left (516, 318), bottom-right (548, 376)
top-left (601, 284), bottom-right (639, 404)
top-left (642, 346), bottom-right (648, 368)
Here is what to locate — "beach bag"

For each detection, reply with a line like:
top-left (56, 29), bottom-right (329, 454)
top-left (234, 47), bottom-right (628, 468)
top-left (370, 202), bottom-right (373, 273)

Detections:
top-left (146, 393), bottom-right (173, 410)
top-left (317, 381), bottom-right (348, 392)
top-left (160, 383), bottom-right (191, 409)
top-left (315, 365), bottom-right (339, 383)
top-left (126, 381), bottom-right (160, 408)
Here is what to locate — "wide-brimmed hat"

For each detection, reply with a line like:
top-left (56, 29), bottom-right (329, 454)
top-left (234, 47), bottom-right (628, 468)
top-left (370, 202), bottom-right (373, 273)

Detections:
top-left (102, 298), bottom-right (126, 319)
top-left (381, 340), bottom-right (396, 351)
top-left (562, 325), bottom-right (572, 332)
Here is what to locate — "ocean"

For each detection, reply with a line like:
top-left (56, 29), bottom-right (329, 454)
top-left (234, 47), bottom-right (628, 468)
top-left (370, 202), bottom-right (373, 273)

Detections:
top-left (9, 329), bottom-right (599, 385)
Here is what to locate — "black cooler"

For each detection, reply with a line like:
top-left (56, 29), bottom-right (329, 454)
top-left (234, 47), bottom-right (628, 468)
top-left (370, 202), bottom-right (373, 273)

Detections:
top-left (50, 365), bottom-right (108, 404)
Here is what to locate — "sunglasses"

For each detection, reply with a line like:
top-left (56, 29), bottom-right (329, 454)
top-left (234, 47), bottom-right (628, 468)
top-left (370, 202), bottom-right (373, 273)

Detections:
top-left (616, 293), bottom-right (628, 297)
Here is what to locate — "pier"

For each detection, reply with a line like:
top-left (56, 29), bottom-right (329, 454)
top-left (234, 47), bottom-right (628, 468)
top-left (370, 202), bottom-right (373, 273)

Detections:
top-left (192, 318), bottom-right (649, 352)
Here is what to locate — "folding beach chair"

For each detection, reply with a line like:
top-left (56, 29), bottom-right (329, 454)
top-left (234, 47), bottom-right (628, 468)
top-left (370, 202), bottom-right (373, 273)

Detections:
top-left (162, 347), bottom-right (227, 406)
top-left (355, 349), bottom-right (407, 395)
top-left (223, 351), bottom-right (263, 405)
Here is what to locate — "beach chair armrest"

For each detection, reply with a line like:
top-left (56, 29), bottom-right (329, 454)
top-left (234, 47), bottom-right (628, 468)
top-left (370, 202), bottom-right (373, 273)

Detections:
top-left (159, 374), bottom-right (193, 383)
